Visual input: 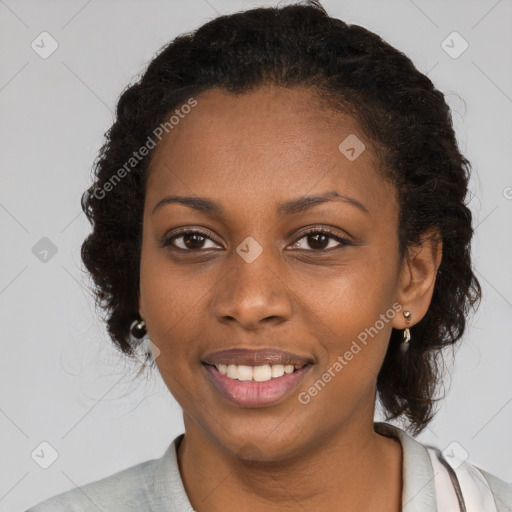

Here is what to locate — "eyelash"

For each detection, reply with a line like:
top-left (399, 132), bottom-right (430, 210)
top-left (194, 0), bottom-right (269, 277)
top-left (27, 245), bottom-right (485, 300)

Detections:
top-left (161, 227), bottom-right (351, 252)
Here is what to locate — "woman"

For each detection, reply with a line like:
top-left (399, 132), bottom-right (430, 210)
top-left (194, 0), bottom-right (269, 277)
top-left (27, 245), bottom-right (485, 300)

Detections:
top-left (26, 1), bottom-right (511, 511)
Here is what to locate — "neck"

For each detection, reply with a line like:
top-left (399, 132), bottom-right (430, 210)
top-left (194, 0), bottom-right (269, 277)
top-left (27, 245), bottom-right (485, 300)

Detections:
top-left (176, 416), bottom-right (402, 512)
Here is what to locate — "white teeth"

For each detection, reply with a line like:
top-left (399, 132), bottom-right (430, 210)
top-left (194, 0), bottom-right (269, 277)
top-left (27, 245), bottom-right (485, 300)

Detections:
top-left (237, 365), bottom-right (253, 381)
top-left (253, 364), bottom-right (271, 382)
top-left (227, 364), bottom-right (238, 379)
top-left (214, 363), bottom-right (304, 382)
top-left (271, 364), bottom-right (284, 378)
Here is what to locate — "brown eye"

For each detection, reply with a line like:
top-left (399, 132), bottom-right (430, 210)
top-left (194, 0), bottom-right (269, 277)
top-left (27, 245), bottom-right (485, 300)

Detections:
top-left (162, 229), bottom-right (221, 251)
top-left (289, 228), bottom-right (350, 251)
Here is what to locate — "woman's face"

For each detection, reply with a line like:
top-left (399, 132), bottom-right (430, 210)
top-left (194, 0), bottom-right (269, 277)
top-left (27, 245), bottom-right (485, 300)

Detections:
top-left (139, 85), bottom-right (405, 460)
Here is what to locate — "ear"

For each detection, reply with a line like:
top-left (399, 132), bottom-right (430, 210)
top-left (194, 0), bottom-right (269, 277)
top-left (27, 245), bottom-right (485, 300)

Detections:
top-left (392, 227), bottom-right (443, 329)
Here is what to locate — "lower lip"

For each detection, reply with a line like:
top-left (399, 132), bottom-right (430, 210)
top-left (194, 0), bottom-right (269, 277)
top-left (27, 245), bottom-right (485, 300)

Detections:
top-left (203, 364), bottom-right (313, 407)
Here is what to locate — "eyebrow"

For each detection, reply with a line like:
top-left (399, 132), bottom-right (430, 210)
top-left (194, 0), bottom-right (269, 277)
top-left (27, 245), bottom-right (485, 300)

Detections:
top-left (151, 190), bottom-right (369, 217)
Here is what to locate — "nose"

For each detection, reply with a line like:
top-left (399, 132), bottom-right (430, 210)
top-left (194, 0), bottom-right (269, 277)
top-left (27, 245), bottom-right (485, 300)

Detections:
top-left (212, 247), bottom-right (293, 330)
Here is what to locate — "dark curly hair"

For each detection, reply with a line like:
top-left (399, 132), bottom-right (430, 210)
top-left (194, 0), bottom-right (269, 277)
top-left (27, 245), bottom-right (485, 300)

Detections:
top-left (80, 0), bottom-right (481, 435)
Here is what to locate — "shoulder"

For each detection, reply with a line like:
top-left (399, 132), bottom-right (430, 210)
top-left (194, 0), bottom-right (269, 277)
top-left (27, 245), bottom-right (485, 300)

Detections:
top-left (374, 421), bottom-right (512, 511)
top-left (427, 441), bottom-right (512, 512)
top-left (429, 444), bottom-right (512, 512)
top-left (24, 457), bottom-right (160, 512)
top-left (473, 465), bottom-right (512, 512)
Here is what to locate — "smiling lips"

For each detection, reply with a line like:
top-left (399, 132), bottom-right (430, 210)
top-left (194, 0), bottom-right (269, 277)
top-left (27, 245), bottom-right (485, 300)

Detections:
top-left (202, 348), bottom-right (314, 407)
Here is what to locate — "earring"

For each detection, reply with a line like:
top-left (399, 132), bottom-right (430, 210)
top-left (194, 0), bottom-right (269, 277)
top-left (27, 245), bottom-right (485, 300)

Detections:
top-left (400, 310), bottom-right (411, 354)
top-left (130, 318), bottom-right (147, 341)
top-left (129, 319), bottom-right (156, 368)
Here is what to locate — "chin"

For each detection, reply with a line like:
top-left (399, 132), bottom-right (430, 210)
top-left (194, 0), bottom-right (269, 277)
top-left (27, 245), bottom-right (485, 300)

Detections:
top-left (213, 423), bottom-right (312, 464)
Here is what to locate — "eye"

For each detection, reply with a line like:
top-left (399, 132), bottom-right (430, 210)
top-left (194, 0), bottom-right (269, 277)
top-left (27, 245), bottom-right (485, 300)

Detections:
top-left (161, 229), bottom-right (222, 251)
top-left (161, 227), bottom-right (351, 253)
top-left (288, 227), bottom-right (351, 251)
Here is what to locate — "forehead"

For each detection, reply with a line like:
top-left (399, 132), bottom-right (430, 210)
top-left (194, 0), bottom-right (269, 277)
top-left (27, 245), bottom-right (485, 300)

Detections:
top-left (145, 86), bottom-right (393, 216)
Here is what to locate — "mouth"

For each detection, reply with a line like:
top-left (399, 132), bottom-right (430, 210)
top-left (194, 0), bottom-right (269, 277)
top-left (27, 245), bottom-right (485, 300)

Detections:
top-left (201, 348), bottom-right (314, 407)
top-left (209, 362), bottom-right (307, 381)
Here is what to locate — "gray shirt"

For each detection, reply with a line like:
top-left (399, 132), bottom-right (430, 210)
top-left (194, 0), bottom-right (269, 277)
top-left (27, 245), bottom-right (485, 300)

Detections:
top-left (25, 422), bottom-right (512, 511)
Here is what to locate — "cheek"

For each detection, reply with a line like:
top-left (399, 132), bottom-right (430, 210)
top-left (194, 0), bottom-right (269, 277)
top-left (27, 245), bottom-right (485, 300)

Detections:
top-left (139, 255), bottom-right (206, 406)
top-left (295, 271), bottom-right (397, 423)
top-left (301, 247), bottom-right (400, 369)
top-left (139, 226), bottom-right (201, 317)
top-left (138, 244), bottom-right (201, 359)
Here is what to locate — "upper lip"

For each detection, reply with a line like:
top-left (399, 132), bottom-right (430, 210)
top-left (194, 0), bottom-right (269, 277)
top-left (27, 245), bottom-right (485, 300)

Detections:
top-left (202, 348), bottom-right (314, 367)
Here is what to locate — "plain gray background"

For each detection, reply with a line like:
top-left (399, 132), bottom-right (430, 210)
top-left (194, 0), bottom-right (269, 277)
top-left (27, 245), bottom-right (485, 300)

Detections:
top-left (1, 0), bottom-right (511, 510)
